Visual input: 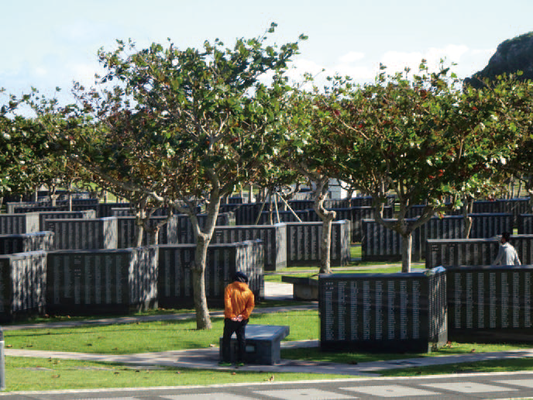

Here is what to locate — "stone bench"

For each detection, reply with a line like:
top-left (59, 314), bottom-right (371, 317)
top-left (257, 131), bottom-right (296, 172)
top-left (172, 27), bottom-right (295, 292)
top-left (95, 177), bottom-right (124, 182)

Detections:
top-left (281, 275), bottom-right (318, 300)
top-left (219, 324), bottom-right (290, 365)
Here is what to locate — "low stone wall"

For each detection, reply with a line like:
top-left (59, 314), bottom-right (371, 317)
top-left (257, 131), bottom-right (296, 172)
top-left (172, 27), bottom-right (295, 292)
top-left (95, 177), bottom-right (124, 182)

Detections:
top-left (519, 215), bottom-right (533, 234)
top-left (46, 246), bottom-right (158, 315)
top-left (319, 267), bottom-right (447, 353)
top-left (43, 217), bottom-right (118, 250)
top-left (211, 224), bottom-right (286, 271)
top-left (285, 220), bottom-right (351, 267)
top-left (37, 210), bottom-right (96, 231)
top-left (361, 219), bottom-right (422, 262)
top-left (447, 265), bottom-right (533, 343)
top-left (0, 251), bottom-right (47, 322)
top-left (0, 213), bottom-right (40, 235)
top-left (157, 240), bottom-right (264, 308)
top-left (116, 216), bottom-right (178, 248)
top-left (0, 232), bottom-right (55, 255)
top-left (426, 235), bottom-right (533, 268)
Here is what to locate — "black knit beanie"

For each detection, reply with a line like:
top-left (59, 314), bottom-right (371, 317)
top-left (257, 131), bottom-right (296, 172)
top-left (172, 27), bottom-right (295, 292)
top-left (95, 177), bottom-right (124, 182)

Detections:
top-left (233, 271), bottom-right (248, 283)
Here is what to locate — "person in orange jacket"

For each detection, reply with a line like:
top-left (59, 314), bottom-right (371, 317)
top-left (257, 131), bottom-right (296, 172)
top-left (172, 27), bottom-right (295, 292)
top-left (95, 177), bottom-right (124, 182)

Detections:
top-left (219, 271), bottom-right (255, 367)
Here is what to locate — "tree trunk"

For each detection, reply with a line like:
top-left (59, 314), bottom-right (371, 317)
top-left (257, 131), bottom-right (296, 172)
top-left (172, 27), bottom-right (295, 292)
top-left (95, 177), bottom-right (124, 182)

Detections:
top-left (188, 187), bottom-right (222, 330)
top-left (134, 218), bottom-right (144, 247)
top-left (313, 177), bottom-right (336, 274)
top-left (49, 185), bottom-right (58, 207)
top-left (148, 226), bottom-right (160, 245)
top-left (464, 216), bottom-right (473, 239)
top-left (274, 193), bottom-right (280, 223)
top-left (463, 197), bottom-right (474, 239)
top-left (401, 232), bottom-right (412, 273)
top-left (254, 193), bottom-right (269, 225)
top-left (149, 229), bottom-right (159, 246)
top-left (248, 184), bottom-right (254, 203)
top-left (318, 211), bottom-right (335, 274)
top-left (67, 183), bottom-right (73, 212)
top-left (134, 207), bottom-right (146, 248)
top-left (193, 235), bottom-right (212, 330)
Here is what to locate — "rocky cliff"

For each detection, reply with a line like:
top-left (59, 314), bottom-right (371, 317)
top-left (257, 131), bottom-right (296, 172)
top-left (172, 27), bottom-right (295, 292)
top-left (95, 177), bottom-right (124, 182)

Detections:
top-left (466, 32), bottom-right (533, 88)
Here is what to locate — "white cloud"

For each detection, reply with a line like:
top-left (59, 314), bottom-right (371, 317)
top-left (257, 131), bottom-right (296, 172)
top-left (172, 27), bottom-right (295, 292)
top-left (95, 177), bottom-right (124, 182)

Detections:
top-left (380, 45), bottom-right (470, 74)
top-left (473, 48), bottom-right (495, 55)
top-left (338, 51), bottom-right (365, 64)
top-left (284, 43), bottom-right (493, 90)
top-left (67, 62), bottom-right (105, 87)
top-left (287, 55), bottom-right (374, 88)
top-left (34, 67), bottom-right (48, 76)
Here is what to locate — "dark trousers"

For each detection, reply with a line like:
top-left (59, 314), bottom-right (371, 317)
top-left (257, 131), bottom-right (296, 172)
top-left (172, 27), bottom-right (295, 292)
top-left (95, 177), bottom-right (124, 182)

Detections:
top-left (221, 318), bottom-right (248, 363)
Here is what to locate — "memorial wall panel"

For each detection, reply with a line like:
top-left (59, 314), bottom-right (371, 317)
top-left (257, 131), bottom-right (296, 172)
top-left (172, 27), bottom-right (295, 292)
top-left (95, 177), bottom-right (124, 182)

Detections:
top-left (425, 239), bottom-right (499, 269)
top-left (447, 265), bottom-right (533, 342)
top-left (38, 210), bottom-right (96, 231)
top-left (258, 210), bottom-right (311, 225)
top-left (0, 213), bottom-right (40, 235)
top-left (44, 218), bottom-right (118, 250)
top-left (98, 202), bottom-right (131, 218)
top-left (319, 267), bottom-right (447, 353)
top-left (285, 221), bottom-right (351, 267)
top-left (519, 215), bottom-right (533, 235)
top-left (0, 232), bottom-right (54, 255)
top-left (46, 247), bottom-right (158, 315)
top-left (361, 219), bottom-right (421, 262)
top-left (470, 213), bottom-right (513, 238)
top-left (472, 201), bottom-right (500, 214)
top-left (498, 198), bottom-right (530, 227)
top-left (210, 224), bottom-right (287, 271)
top-left (426, 236), bottom-right (533, 268)
top-left (0, 251), bottom-right (47, 322)
top-left (503, 235), bottom-right (533, 265)
top-left (116, 216), bottom-right (178, 248)
top-left (157, 241), bottom-right (264, 308)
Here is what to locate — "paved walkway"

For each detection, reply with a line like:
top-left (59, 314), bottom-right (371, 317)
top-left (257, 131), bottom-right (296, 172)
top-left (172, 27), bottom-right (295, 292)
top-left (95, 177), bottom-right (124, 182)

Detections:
top-left (6, 341), bottom-right (533, 377)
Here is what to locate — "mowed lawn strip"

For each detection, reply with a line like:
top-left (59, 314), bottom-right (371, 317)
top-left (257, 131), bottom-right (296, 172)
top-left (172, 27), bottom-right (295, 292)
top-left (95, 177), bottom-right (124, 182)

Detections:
top-left (378, 357), bottom-right (533, 377)
top-left (6, 310), bottom-right (533, 363)
top-left (5, 311), bottom-right (320, 354)
top-left (5, 357), bottom-right (351, 392)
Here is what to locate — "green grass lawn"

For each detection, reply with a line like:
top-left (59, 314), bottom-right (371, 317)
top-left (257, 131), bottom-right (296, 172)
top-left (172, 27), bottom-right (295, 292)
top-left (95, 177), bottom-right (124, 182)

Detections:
top-left (378, 357), bottom-right (533, 377)
top-left (5, 311), bottom-right (320, 354)
top-left (8, 355), bottom-right (533, 393)
top-left (5, 357), bottom-right (350, 392)
top-left (7, 310), bottom-right (533, 359)
top-left (264, 266), bottom-right (404, 283)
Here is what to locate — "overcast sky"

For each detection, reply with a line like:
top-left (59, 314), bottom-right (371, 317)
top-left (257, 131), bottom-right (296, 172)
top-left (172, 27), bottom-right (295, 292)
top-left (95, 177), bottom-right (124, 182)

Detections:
top-left (1, 0), bottom-right (532, 103)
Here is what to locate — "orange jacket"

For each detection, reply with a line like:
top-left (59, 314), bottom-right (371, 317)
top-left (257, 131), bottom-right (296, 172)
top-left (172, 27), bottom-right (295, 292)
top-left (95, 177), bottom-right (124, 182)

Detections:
top-left (224, 281), bottom-right (255, 320)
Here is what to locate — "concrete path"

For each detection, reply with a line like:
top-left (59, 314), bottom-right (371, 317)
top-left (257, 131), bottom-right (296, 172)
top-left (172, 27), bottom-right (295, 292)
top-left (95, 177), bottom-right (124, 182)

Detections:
top-left (6, 341), bottom-right (533, 377)
top-left (4, 371), bottom-right (533, 399)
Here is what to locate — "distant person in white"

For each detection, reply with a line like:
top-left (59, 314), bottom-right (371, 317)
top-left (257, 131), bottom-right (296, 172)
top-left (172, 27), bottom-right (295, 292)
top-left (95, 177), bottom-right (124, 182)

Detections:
top-left (493, 231), bottom-right (521, 266)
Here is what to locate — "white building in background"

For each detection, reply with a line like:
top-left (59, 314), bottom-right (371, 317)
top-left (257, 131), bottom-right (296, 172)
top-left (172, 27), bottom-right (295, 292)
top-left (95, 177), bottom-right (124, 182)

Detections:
top-left (297, 178), bottom-right (353, 200)
top-left (328, 179), bottom-right (350, 199)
